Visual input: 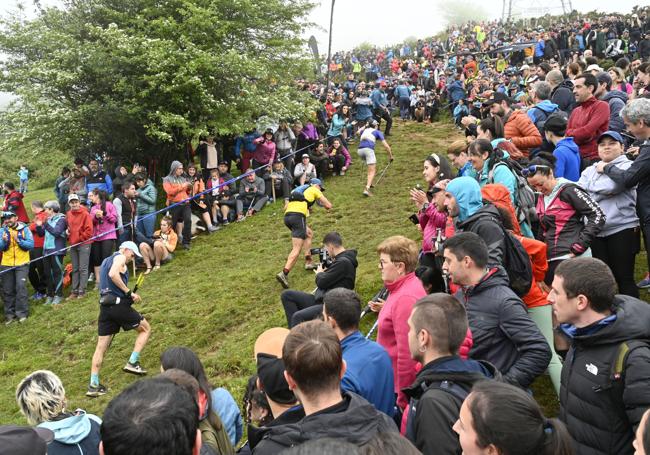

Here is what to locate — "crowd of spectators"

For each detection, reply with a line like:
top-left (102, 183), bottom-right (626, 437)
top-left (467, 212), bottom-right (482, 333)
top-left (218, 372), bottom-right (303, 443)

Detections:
top-left (2, 6), bottom-right (650, 455)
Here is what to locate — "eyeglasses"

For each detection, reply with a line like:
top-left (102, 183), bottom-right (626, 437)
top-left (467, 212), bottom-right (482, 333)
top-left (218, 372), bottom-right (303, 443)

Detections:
top-left (521, 164), bottom-right (550, 177)
top-left (379, 258), bottom-right (393, 269)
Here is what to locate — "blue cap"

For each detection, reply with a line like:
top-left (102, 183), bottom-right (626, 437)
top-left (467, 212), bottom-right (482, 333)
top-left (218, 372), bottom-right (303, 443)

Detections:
top-left (310, 178), bottom-right (325, 190)
top-left (598, 130), bottom-right (624, 144)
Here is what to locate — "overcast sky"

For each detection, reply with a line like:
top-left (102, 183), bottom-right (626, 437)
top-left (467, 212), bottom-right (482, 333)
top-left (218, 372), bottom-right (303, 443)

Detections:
top-left (306, 0), bottom-right (644, 52)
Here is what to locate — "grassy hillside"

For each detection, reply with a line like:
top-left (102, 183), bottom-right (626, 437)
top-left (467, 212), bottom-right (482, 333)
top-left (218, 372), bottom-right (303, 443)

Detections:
top-left (0, 146), bottom-right (72, 191)
top-left (1, 120), bottom-right (647, 425)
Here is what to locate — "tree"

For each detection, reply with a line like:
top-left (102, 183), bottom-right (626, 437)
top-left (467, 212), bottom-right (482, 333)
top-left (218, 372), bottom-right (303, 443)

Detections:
top-left (439, 2), bottom-right (488, 27)
top-left (0, 0), bottom-right (317, 167)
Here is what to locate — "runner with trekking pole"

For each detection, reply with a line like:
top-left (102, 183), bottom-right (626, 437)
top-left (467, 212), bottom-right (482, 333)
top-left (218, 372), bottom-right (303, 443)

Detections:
top-left (356, 119), bottom-right (393, 197)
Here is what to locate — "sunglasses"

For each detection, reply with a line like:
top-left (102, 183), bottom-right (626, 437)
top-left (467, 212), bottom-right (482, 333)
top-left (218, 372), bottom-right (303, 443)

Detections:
top-left (521, 164), bottom-right (550, 177)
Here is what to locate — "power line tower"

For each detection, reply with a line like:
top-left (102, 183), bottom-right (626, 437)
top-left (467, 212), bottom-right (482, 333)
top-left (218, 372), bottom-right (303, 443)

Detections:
top-left (501, 0), bottom-right (573, 22)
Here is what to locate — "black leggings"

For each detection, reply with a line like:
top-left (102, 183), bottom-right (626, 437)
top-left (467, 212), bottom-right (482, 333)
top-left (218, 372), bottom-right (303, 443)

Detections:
top-left (170, 203), bottom-right (192, 245)
top-left (591, 227), bottom-right (641, 298)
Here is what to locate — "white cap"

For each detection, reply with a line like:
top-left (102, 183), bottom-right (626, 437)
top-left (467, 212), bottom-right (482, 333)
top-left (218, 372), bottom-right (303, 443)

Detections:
top-left (586, 64), bottom-right (603, 72)
top-left (119, 241), bottom-right (142, 258)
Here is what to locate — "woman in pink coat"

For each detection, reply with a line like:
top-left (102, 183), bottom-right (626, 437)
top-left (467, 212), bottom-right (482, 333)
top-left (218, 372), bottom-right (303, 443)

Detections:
top-left (375, 236), bottom-right (427, 412)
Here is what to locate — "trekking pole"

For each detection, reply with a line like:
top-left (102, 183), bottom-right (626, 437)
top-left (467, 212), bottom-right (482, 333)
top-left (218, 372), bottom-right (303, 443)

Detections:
top-left (374, 161), bottom-right (392, 187)
top-left (366, 319), bottom-right (379, 339)
top-left (271, 176), bottom-right (276, 202)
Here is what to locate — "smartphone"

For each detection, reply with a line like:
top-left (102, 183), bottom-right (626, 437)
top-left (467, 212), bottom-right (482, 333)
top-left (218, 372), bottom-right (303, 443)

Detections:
top-left (409, 214), bottom-right (419, 225)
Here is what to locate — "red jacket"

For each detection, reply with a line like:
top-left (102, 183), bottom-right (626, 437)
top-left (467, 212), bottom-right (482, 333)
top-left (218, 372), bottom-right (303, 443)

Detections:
top-left (2, 190), bottom-right (29, 223)
top-left (66, 206), bottom-right (93, 245)
top-left (29, 211), bottom-right (49, 248)
top-left (566, 96), bottom-right (610, 160)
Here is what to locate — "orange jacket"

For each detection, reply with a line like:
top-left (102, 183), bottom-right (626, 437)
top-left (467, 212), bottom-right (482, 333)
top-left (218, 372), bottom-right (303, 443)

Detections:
top-left (504, 109), bottom-right (542, 156)
top-left (481, 184), bottom-right (522, 236)
top-left (163, 180), bottom-right (190, 204)
top-left (514, 235), bottom-right (549, 308)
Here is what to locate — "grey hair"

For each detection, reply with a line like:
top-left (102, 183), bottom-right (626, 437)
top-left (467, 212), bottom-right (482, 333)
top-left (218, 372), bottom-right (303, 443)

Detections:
top-left (621, 98), bottom-right (650, 125)
top-left (43, 200), bottom-right (61, 213)
top-left (16, 370), bottom-right (66, 425)
top-left (545, 69), bottom-right (564, 86)
top-left (532, 81), bottom-right (552, 100)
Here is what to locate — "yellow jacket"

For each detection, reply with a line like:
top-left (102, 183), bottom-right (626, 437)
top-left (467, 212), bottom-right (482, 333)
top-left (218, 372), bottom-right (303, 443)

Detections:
top-left (0, 223), bottom-right (34, 267)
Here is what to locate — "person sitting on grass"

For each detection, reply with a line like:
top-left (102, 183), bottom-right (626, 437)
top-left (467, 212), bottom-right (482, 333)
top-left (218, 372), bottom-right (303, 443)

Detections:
top-left (236, 172), bottom-right (268, 222)
top-left (138, 216), bottom-right (178, 274)
top-left (326, 138), bottom-right (352, 176)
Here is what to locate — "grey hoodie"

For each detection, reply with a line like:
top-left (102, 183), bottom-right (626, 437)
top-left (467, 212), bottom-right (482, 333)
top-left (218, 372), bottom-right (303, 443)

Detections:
top-left (578, 155), bottom-right (639, 237)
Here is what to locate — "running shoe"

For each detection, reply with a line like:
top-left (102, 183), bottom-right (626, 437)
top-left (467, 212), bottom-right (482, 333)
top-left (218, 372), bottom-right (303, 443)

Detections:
top-left (638, 273), bottom-right (650, 289)
top-left (276, 271), bottom-right (289, 289)
top-left (86, 383), bottom-right (107, 398)
top-left (123, 361), bottom-right (148, 375)
top-left (304, 262), bottom-right (318, 271)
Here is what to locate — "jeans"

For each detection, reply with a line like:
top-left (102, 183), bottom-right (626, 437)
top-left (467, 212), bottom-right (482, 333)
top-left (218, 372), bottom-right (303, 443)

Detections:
top-left (70, 244), bottom-right (92, 295)
top-left (28, 247), bottom-right (46, 294)
top-left (1, 264), bottom-right (29, 319)
top-left (19, 179), bottom-right (28, 193)
top-left (137, 214), bottom-right (156, 239)
top-left (591, 227), bottom-right (641, 298)
top-left (43, 255), bottom-right (64, 297)
top-left (281, 290), bottom-right (322, 327)
top-left (399, 96), bottom-right (410, 120)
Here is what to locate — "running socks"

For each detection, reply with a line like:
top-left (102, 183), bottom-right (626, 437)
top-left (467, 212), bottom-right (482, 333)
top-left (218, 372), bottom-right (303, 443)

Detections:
top-left (90, 373), bottom-right (99, 387)
top-left (283, 268), bottom-right (290, 275)
top-left (129, 351), bottom-right (140, 364)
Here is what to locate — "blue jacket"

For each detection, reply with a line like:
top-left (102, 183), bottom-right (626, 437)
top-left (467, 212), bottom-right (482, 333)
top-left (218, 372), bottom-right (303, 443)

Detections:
top-left (446, 80), bottom-right (465, 103)
top-left (553, 137), bottom-right (581, 181)
top-left (85, 170), bottom-right (113, 197)
top-left (340, 331), bottom-right (395, 417)
top-left (457, 162), bottom-right (478, 179)
top-left (211, 387), bottom-right (244, 447)
top-left (527, 100), bottom-right (559, 124)
top-left (37, 213), bottom-right (67, 256)
top-left (445, 177), bottom-right (482, 222)
top-left (38, 411), bottom-right (101, 455)
top-left (394, 85), bottom-right (411, 98)
top-left (535, 40), bottom-right (545, 57)
top-left (370, 89), bottom-right (388, 109)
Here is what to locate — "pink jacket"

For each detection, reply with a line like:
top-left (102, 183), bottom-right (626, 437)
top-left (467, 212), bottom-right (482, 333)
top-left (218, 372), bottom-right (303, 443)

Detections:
top-left (418, 204), bottom-right (447, 254)
top-left (377, 272), bottom-right (427, 411)
top-left (90, 201), bottom-right (118, 241)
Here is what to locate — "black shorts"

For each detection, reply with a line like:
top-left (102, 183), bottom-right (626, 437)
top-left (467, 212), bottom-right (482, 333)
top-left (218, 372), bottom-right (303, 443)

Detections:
top-left (98, 303), bottom-right (144, 336)
top-left (284, 213), bottom-right (307, 240)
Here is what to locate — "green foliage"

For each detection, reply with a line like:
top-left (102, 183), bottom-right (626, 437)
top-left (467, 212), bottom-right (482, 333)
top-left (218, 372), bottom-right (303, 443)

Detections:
top-left (0, 0), bottom-right (318, 165)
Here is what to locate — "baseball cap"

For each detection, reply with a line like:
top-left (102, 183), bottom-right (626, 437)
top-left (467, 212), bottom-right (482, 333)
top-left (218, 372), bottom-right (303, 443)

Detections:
top-left (310, 178), bottom-right (325, 190)
top-left (486, 91), bottom-right (512, 106)
top-left (520, 64), bottom-right (530, 72)
top-left (586, 64), bottom-right (604, 72)
top-left (301, 153), bottom-right (310, 159)
top-left (67, 194), bottom-right (80, 202)
top-left (0, 425), bottom-right (53, 455)
top-left (596, 71), bottom-right (612, 87)
top-left (119, 241), bottom-right (142, 258)
top-left (218, 161), bottom-right (228, 166)
top-left (379, 81), bottom-right (387, 87)
top-left (1, 211), bottom-right (16, 220)
top-left (541, 112), bottom-right (568, 134)
top-left (598, 130), bottom-right (624, 144)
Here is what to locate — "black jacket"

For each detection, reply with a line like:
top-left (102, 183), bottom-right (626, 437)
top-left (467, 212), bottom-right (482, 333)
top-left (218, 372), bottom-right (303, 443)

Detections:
top-left (456, 204), bottom-right (505, 267)
top-left (403, 356), bottom-right (499, 455)
top-left (455, 268), bottom-right (551, 388)
top-left (551, 79), bottom-right (576, 115)
top-left (251, 392), bottom-right (397, 455)
top-left (559, 296), bottom-right (650, 455)
top-left (241, 405), bottom-right (305, 455)
top-left (605, 141), bottom-right (650, 225)
top-left (314, 249), bottom-right (358, 303)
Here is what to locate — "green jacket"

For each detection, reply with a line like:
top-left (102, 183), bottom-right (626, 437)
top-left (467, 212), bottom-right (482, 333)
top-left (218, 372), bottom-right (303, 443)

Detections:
top-left (136, 179), bottom-right (157, 215)
top-left (199, 411), bottom-right (234, 455)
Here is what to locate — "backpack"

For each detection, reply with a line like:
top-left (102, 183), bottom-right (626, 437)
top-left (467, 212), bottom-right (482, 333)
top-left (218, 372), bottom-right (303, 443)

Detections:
top-left (606, 340), bottom-right (650, 422)
top-left (488, 158), bottom-right (538, 226)
top-left (500, 226), bottom-right (533, 297)
top-left (288, 184), bottom-right (310, 202)
top-left (529, 107), bottom-right (566, 155)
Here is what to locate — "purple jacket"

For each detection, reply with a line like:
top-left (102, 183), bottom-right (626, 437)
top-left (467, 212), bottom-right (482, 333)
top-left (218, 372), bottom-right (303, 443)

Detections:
top-left (302, 122), bottom-right (319, 141)
top-left (418, 204), bottom-right (447, 254)
top-left (327, 145), bottom-right (352, 168)
top-left (252, 138), bottom-right (276, 164)
top-left (90, 201), bottom-right (118, 241)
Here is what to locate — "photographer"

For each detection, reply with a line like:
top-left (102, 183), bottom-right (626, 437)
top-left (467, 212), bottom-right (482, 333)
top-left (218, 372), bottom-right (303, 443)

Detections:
top-left (281, 232), bottom-right (357, 328)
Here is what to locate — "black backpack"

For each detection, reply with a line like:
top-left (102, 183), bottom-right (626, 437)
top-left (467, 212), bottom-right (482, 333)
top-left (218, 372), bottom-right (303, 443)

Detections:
top-left (500, 224), bottom-right (534, 298)
top-left (488, 158), bottom-right (538, 226)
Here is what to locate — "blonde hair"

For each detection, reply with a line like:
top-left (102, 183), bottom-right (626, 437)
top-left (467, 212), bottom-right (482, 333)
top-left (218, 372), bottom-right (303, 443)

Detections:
top-left (447, 139), bottom-right (469, 157)
top-left (377, 236), bottom-right (419, 273)
top-left (16, 370), bottom-right (66, 425)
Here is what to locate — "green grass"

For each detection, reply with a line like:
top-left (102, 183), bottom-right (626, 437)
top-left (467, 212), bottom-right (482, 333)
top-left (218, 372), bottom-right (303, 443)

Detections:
top-left (1, 151), bottom-right (72, 192)
top-left (1, 120), bottom-right (647, 424)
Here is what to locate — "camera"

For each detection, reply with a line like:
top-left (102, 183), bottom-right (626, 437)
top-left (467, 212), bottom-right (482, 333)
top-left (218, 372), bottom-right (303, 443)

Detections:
top-left (432, 227), bottom-right (446, 255)
top-left (310, 247), bottom-right (333, 268)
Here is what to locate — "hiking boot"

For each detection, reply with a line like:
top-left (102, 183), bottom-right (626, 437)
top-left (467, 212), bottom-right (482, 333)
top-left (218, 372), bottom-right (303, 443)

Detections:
top-left (182, 243), bottom-right (191, 251)
top-left (123, 361), bottom-right (147, 375)
top-left (86, 383), bottom-right (107, 398)
top-left (638, 273), bottom-right (650, 289)
top-left (276, 272), bottom-right (289, 289)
